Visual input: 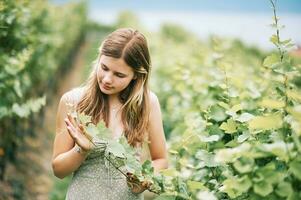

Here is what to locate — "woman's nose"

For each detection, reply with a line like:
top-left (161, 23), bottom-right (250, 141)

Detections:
top-left (102, 73), bottom-right (113, 84)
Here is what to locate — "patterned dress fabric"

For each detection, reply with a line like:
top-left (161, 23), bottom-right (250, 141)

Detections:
top-left (65, 141), bottom-right (143, 200)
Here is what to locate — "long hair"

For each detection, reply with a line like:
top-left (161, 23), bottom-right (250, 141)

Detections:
top-left (77, 28), bottom-right (151, 147)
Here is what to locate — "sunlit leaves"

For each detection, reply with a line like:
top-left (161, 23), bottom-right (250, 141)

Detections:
top-left (248, 115), bottom-right (283, 130)
top-left (215, 143), bottom-right (252, 163)
top-left (275, 182), bottom-right (293, 197)
top-left (236, 113), bottom-right (254, 123)
top-left (253, 180), bottom-right (273, 197)
top-left (195, 150), bottom-right (219, 168)
top-left (289, 158), bottom-right (301, 180)
top-left (208, 105), bottom-right (227, 122)
top-left (219, 119), bottom-right (237, 134)
top-left (106, 139), bottom-right (126, 158)
top-left (187, 180), bottom-right (205, 191)
top-left (233, 157), bottom-right (254, 173)
top-left (150, 0), bottom-right (301, 198)
top-left (260, 141), bottom-right (292, 162)
top-left (11, 95), bottom-right (46, 118)
top-left (220, 176), bottom-right (252, 198)
top-left (263, 53), bottom-right (281, 68)
top-left (160, 168), bottom-right (179, 177)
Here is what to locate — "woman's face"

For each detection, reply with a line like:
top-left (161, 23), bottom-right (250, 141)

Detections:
top-left (97, 55), bottom-right (135, 96)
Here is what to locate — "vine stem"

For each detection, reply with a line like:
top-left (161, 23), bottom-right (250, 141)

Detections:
top-left (88, 139), bottom-right (128, 177)
top-left (269, 0), bottom-right (284, 62)
top-left (88, 137), bottom-right (160, 195)
top-left (269, 0), bottom-right (293, 160)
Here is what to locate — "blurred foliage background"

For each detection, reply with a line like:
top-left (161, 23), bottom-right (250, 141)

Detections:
top-left (1, 0), bottom-right (301, 199)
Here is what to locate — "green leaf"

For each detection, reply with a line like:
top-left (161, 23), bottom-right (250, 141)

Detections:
top-left (220, 119), bottom-right (237, 134)
top-left (231, 104), bottom-right (242, 113)
top-left (259, 99), bottom-right (285, 109)
top-left (154, 194), bottom-right (176, 200)
top-left (225, 140), bottom-right (239, 147)
top-left (233, 157), bottom-right (254, 173)
top-left (187, 180), bottom-right (205, 191)
top-left (254, 181), bottom-right (273, 197)
top-left (168, 149), bottom-right (179, 155)
top-left (263, 53), bottom-right (280, 68)
top-left (280, 38), bottom-right (292, 45)
top-left (248, 115), bottom-right (282, 130)
top-left (237, 131), bottom-right (250, 143)
top-left (142, 160), bottom-right (154, 174)
top-left (78, 113), bottom-right (92, 125)
top-left (14, 80), bottom-right (22, 97)
top-left (195, 150), bottom-right (219, 167)
top-left (107, 140), bottom-right (126, 158)
top-left (95, 121), bottom-right (111, 139)
top-left (28, 96), bottom-right (46, 113)
top-left (218, 102), bottom-right (230, 110)
top-left (289, 159), bottom-right (301, 180)
top-left (85, 123), bottom-right (99, 139)
top-left (200, 135), bottom-right (220, 142)
top-left (125, 154), bottom-right (141, 174)
top-left (220, 176), bottom-right (251, 198)
top-left (0, 106), bottom-right (10, 119)
top-left (275, 182), bottom-right (293, 197)
top-left (208, 105), bottom-right (227, 122)
top-left (197, 190), bottom-right (217, 200)
top-left (236, 113), bottom-right (254, 123)
top-left (254, 163), bottom-right (285, 184)
top-left (12, 103), bottom-right (30, 118)
top-left (270, 34), bottom-right (278, 44)
top-left (160, 168), bottom-right (178, 177)
top-left (260, 141), bottom-right (290, 162)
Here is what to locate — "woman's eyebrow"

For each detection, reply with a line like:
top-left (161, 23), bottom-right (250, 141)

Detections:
top-left (101, 63), bottom-right (127, 76)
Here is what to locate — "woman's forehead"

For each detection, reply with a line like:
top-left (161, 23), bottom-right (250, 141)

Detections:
top-left (99, 55), bottom-right (133, 73)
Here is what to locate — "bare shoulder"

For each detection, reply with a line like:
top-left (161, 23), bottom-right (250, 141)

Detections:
top-left (60, 87), bottom-right (85, 105)
top-left (55, 87), bottom-right (84, 135)
top-left (148, 90), bottom-right (160, 107)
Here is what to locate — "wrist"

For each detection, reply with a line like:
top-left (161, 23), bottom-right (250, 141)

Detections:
top-left (74, 144), bottom-right (89, 156)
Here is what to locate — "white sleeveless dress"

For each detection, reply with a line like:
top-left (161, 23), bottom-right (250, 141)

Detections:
top-left (63, 87), bottom-right (145, 200)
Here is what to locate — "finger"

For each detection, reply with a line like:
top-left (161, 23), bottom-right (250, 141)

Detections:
top-left (65, 120), bottom-right (82, 143)
top-left (142, 181), bottom-right (152, 189)
top-left (65, 118), bottom-right (77, 132)
top-left (67, 113), bottom-right (78, 129)
top-left (66, 126), bottom-right (76, 139)
top-left (78, 124), bottom-right (93, 142)
top-left (79, 124), bottom-right (86, 134)
top-left (141, 181), bottom-right (147, 188)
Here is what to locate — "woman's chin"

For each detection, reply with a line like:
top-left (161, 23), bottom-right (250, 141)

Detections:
top-left (100, 88), bottom-right (111, 94)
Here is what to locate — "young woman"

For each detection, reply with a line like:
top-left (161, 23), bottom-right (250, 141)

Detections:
top-left (51, 28), bottom-right (168, 200)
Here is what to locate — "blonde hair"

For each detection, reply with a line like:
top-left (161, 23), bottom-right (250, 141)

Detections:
top-left (77, 28), bottom-right (151, 147)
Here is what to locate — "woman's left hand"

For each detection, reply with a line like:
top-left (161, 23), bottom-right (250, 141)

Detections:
top-left (126, 172), bottom-right (152, 194)
top-left (64, 113), bottom-right (93, 153)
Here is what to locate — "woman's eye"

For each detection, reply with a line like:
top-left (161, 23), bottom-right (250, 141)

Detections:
top-left (101, 66), bottom-right (108, 71)
top-left (116, 74), bottom-right (125, 78)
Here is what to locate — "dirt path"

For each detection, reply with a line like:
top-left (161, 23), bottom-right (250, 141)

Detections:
top-left (39, 41), bottom-right (90, 199)
top-left (2, 40), bottom-right (90, 200)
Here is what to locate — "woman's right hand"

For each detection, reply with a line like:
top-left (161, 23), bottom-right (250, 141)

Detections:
top-left (64, 113), bottom-right (93, 153)
top-left (126, 172), bottom-right (152, 194)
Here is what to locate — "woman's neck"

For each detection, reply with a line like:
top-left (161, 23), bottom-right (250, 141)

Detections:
top-left (108, 94), bottom-right (122, 108)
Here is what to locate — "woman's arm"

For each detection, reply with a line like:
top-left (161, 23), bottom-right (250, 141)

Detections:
top-left (148, 92), bottom-right (168, 172)
top-left (52, 93), bottom-right (88, 179)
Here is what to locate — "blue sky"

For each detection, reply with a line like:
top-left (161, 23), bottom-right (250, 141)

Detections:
top-left (89, 0), bottom-right (301, 13)
top-left (53, 0), bottom-right (301, 49)
top-left (53, 0), bottom-right (301, 14)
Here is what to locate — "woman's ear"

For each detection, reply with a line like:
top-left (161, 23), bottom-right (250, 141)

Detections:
top-left (133, 74), bottom-right (137, 80)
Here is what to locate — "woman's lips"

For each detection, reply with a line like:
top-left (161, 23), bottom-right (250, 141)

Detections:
top-left (102, 84), bottom-right (112, 90)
